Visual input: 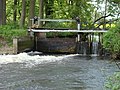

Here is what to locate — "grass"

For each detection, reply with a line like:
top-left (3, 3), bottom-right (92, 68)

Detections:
top-left (0, 24), bottom-right (27, 46)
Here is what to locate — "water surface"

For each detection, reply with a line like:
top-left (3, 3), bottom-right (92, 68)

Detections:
top-left (0, 53), bottom-right (119, 90)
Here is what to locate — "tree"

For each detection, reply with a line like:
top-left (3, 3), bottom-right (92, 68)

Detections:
top-left (93, 0), bottom-right (120, 29)
top-left (4, 0), bottom-right (119, 29)
top-left (13, 0), bottom-right (17, 23)
top-left (39, 0), bottom-right (44, 27)
top-left (0, 0), bottom-right (6, 25)
top-left (20, 0), bottom-right (26, 28)
top-left (28, 0), bottom-right (36, 27)
top-left (45, 0), bottom-right (54, 18)
top-left (108, 0), bottom-right (120, 19)
top-left (48, 0), bottom-right (94, 29)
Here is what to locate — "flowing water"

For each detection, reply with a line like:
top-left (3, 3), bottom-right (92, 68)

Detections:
top-left (0, 53), bottom-right (119, 90)
top-left (92, 42), bottom-right (98, 55)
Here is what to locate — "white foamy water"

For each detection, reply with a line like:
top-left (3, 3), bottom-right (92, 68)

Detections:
top-left (0, 53), bottom-right (77, 67)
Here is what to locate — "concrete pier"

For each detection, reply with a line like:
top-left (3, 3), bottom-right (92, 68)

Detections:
top-left (13, 37), bottom-right (34, 54)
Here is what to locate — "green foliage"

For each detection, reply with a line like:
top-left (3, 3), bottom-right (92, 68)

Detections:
top-left (107, 0), bottom-right (120, 18)
top-left (52, 0), bottom-right (94, 29)
top-left (4, 0), bottom-right (120, 29)
top-left (6, 0), bottom-right (21, 23)
top-left (44, 22), bottom-right (75, 29)
top-left (0, 24), bottom-right (27, 45)
top-left (103, 21), bottom-right (120, 54)
top-left (105, 72), bottom-right (120, 90)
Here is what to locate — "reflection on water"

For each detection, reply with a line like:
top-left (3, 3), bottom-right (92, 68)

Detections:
top-left (0, 53), bottom-right (119, 90)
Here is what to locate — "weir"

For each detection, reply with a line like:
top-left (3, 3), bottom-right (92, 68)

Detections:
top-left (28, 18), bottom-right (108, 55)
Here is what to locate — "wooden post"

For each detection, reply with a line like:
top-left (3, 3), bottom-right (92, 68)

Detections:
top-left (90, 33), bottom-right (92, 43)
top-left (77, 34), bottom-right (80, 42)
top-left (98, 33), bottom-right (99, 43)
top-left (13, 38), bottom-right (18, 54)
top-left (31, 19), bottom-right (34, 26)
top-left (38, 17), bottom-right (40, 26)
top-left (90, 33), bottom-right (92, 54)
top-left (75, 17), bottom-right (80, 42)
top-left (101, 33), bottom-right (103, 43)
top-left (92, 33), bottom-right (94, 42)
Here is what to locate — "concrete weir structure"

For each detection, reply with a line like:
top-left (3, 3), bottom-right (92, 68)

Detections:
top-left (13, 37), bottom-right (34, 54)
top-left (0, 37), bottom-right (33, 55)
top-left (28, 18), bottom-right (107, 55)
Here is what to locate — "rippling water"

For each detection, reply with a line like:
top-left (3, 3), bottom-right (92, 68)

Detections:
top-left (0, 53), bottom-right (119, 90)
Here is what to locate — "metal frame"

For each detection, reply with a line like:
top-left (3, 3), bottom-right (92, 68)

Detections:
top-left (28, 29), bottom-right (107, 33)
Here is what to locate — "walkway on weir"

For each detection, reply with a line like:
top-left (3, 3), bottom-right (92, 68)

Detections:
top-left (28, 29), bottom-right (108, 33)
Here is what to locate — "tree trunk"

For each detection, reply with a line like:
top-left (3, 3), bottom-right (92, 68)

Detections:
top-left (39, 0), bottom-right (43, 27)
top-left (13, 0), bottom-right (17, 23)
top-left (20, 0), bottom-right (26, 28)
top-left (0, 0), bottom-right (6, 25)
top-left (38, 0), bottom-right (46, 38)
top-left (28, 0), bottom-right (36, 27)
top-left (103, 0), bottom-right (107, 29)
top-left (2, 0), bottom-right (6, 24)
top-left (45, 0), bottom-right (54, 18)
top-left (0, 0), bottom-right (3, 25)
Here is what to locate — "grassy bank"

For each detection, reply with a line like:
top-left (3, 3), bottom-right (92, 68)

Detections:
top-left (0, 24), bottom-right (27, 47)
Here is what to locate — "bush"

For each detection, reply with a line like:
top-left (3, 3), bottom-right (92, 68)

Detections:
top-left (105, 72), bottom-right (120, 90)
top-left (0, 24), bottom-right (27, 46)
top-left (103, 21), bottom-right (120, 59)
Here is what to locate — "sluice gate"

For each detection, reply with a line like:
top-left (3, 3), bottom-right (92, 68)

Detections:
top-left (28, 18), bottom-right (107, 55)
top-left (75, 32), bottom-right (104, 55)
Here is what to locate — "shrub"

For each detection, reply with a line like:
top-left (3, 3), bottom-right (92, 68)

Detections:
top-left (105, 72), bottom-right (120, 90)
top-left (0, 24), bottom-right (27, 46)
top-left (103, 21), bottom-right (120, 59)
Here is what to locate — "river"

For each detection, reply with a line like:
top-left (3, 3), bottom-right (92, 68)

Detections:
top-left (0, 53), bottom-right (119, 90)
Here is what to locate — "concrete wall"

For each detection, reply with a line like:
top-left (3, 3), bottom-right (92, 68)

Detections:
top-left (37, 38), bottom-right (76, 53)
top-left (13, 37), bottom-right (34, 54)
top-left (0, 46), bottom-right (13, 54)
top-left (0, 37), bottom-right (33, 55)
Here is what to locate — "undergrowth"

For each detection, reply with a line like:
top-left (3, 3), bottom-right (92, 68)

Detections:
top-left (105, 72), bottom-right (120, 90)
top-left (0, 23), bottom-right (27, 46)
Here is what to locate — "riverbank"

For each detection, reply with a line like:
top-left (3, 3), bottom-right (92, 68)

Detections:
top-left (0, 24), bottom-right (27, 54)
top-left (0, 45), bottom-right (13, 55)
top-left (0, 36), bottom-right (33, 55)
top-left (0, 36), bottom-right (13, 54)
